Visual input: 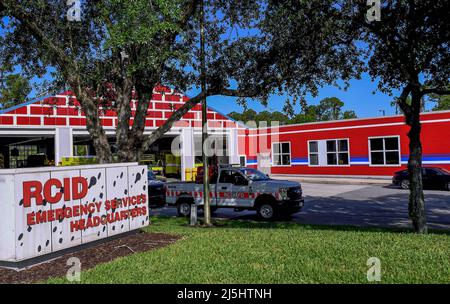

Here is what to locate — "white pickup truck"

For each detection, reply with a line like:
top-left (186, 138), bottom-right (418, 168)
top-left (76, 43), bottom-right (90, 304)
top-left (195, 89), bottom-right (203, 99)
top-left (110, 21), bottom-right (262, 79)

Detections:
top-left (165, 165), bottom-right (304, 220)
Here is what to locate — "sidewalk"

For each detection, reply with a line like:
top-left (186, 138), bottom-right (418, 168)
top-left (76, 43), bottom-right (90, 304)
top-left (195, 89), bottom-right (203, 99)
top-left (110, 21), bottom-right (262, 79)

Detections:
top-left (270, 174), bottom-right (392, 185)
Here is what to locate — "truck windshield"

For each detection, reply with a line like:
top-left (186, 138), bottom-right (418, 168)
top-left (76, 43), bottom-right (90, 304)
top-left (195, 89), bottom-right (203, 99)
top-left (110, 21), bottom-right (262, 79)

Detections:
top-left (240, 168), bottom-right (270, 181)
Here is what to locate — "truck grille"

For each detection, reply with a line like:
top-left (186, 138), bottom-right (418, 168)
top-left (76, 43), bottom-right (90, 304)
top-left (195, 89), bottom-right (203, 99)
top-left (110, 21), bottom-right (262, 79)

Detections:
top-left (287, 186), bottom-right (302, 200)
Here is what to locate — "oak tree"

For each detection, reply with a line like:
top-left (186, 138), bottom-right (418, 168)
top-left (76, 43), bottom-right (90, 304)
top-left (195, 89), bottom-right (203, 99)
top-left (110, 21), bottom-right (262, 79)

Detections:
top-left (0, 0), bottom-right (362, 165)
top-left (0, 73), bottom-right (31, 109)
top-left (348, 0), bottom-right (450, 233)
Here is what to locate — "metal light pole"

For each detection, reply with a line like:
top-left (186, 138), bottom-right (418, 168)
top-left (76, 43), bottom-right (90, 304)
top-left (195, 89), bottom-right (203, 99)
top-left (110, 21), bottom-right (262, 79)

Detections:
top-left (200, 0), bottom-right (211, 225)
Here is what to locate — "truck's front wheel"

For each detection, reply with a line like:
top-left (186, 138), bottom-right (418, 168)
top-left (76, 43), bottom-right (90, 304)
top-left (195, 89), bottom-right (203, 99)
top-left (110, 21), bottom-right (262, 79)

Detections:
top-left (257, 203), bottom-right (277, 221)
top-left (176, 200), bottom-right (191, 217)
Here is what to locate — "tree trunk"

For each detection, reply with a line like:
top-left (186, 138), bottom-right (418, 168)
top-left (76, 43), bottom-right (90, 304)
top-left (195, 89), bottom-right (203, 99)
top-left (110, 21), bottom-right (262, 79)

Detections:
top-left (88, 124), bottom-right (113, 164)
top-left (73, 87), bottom-right (113, 164)
top-left (115, 87), bottom-right (133, 162)
top-left (406, 91), bottom-right (427, 233)
top-left (127, 90), bottom-right (153, 162)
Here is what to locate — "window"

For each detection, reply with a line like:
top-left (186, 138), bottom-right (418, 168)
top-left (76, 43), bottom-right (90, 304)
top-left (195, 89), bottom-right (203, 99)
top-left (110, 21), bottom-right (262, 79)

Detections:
top-left (308, 139), bottom-right (349, 166)
top-left (240, 168), bottom-right (270, 181)
top-left (9, 145), bottom-right (39, 168)
top-left (239, 155), bottom-right (246, 167)
top-left (219, 170), bottom-right (234, 183)
top-left (219, 170), bottom-right (242, 184)
top-left (369, 137), bottom-right (400, 166)
top-left (326, 139), bottom-right (349, 165)
top-left (308, 141), bottom-right (319, 166)
top-left (272, 142), bottom-right (291, 166)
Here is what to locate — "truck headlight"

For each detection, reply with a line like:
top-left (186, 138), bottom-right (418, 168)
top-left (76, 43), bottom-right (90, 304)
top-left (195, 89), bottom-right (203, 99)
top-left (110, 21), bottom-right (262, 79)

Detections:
top-left (279, 187), bottom-right (289, 200)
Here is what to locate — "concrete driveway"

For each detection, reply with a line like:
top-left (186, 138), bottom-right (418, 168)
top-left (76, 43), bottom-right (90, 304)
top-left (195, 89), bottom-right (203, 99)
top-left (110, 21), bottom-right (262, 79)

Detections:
top-left (152, 183), bottom-right (450, 230)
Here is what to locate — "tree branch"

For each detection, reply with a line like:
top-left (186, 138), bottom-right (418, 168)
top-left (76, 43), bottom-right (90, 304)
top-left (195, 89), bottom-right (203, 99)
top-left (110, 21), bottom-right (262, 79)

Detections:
top-left (216, 87), bottom-right (264, 98)
top-left (396, 83), bottom-right (414, 117)
top-left (142, 91), bottom-right (206, 151)
top-left (141, 73), bottom-right (281, 152)
top-left (0, 1), bottom-right (77, 73)
top-left (420, 88), bottom-right (450, 96)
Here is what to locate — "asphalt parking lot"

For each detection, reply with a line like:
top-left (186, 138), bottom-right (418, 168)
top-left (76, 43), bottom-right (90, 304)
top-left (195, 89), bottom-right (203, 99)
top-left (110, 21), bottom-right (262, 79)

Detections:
top-left (152, 183), bottom-right (450, 230)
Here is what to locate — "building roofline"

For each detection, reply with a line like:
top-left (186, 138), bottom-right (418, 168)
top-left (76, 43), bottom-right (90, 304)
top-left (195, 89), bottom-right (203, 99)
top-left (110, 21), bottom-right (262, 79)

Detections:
top-left (246, 109), bottom-right (450, 130)
top-left (181, 90), bottom-right (248, 128)
top-left (3, 89), bottom-right (449, 131)
top-left (206, 104), bottom-right (248, 128)
top-left (0, 93), bottom-right (55, 115)
top-left (0, 89), bottom-right (246, 129)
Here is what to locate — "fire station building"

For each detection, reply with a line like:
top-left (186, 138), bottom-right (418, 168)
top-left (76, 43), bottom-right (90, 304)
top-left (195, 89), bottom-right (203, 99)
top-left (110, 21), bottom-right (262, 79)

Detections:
top-left (0, 88), bottom-right (241, 181)
top-left (239, 111), bottom-right (450, 176)
top-left (1, 88), bottom-right (450, 179)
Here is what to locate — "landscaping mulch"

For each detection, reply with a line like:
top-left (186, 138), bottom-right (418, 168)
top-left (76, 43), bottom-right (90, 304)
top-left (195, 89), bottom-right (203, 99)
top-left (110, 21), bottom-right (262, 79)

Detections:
top-left (0, 231), bottom-right (180, 284)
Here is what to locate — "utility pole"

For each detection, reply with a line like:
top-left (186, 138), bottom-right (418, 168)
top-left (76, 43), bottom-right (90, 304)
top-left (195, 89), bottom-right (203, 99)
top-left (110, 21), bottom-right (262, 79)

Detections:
top-left (200, 0), bottom-right (211, 226)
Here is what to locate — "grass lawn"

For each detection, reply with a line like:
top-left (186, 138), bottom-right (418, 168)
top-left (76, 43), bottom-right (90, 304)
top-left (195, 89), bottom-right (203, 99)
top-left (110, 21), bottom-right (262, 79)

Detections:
top-left (47, 216), bottom-right (450, 284)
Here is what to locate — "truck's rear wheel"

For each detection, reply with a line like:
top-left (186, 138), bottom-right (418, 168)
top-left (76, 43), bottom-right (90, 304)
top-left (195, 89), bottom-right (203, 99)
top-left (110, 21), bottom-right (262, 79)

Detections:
top-left (176, 200), bottom-right (191, 217)
top-left (257, 203), bottom-right (277, 221)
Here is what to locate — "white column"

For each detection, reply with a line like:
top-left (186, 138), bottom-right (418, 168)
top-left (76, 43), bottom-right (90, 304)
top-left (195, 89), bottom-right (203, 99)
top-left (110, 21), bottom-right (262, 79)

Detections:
top-left (180, 128), bottom-right (195, 181)
top-left (54, 127), bottom-right (73, 166)
top-left (228, 128), bottom-right (240, 165)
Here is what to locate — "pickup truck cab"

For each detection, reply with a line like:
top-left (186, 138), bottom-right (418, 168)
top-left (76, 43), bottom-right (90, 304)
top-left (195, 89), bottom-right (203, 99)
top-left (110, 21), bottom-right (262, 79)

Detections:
top-left (166, 165), bottom-right (304, 220)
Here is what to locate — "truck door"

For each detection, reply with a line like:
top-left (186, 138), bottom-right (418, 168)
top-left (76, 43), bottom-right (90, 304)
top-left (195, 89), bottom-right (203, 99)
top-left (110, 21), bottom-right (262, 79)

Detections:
top-left (216, 170), bottom-right (236, 207)
top-left (217, 169), bottom-right (251, 207)
top-left (229, 172), bottom-right (253, 208)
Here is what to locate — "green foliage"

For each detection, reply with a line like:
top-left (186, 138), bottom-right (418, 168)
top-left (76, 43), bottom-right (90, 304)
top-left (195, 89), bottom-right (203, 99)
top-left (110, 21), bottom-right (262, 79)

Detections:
top-left (228, 109), bottom-right (290, 126)
top-left (0, 73), bottom-right (31, 108)
top-left (430, 94), bottom-right (450, 111)
top-left (204, 0), bottom-right (363, 106)
top-left (1, 0), bottom-right (363, 121)
top-left (228, 110), bottom-right (290, 125)
top-left (0, 0), bottom-right (196, 98)
top-left (98, 0), bottom-right (192, 89)
top-left (316, 97), bottom-right (344, 121)
top-left (46, 216), bottom-right (450, 284)
top-left (342, 110), bottom-right (357, 120)
top-left (229, 97), bottom-right (357, 125)
top-left (349, 0), bottom-right (450, 95)
top-left (0, 0), bottom-right (202, 162)
top-left (290, 106), bottom-right (320, 124)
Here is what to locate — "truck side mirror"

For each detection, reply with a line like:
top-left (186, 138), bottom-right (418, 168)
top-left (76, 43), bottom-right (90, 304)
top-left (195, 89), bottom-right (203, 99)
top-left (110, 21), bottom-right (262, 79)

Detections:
top-left (234, 175), bottom-right (248, 186)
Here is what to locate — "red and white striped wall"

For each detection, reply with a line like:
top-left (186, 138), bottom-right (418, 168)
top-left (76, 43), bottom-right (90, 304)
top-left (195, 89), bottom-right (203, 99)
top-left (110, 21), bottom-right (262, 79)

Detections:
top-left (0, 87), bottom-right (240, 130)
top-left (238, 110), bottom-right (450, 177)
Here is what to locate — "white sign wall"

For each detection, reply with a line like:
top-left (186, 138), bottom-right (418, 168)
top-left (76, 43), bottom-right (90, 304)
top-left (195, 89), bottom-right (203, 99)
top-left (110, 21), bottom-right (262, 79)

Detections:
top-left (0, 163), bottom-right (149, 263)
